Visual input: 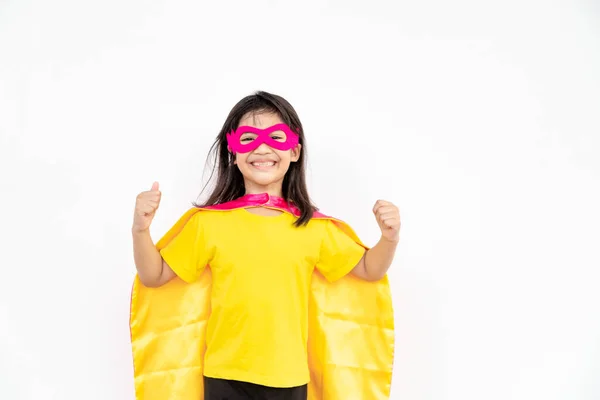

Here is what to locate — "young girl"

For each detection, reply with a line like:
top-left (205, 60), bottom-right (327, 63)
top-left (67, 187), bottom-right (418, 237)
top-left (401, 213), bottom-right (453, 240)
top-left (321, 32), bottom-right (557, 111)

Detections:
top-left (130, 91), bottom-right (398, 400)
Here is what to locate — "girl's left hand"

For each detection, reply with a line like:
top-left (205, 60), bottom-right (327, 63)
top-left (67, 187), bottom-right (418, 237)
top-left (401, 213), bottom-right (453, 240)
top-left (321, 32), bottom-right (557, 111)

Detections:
top-left (373, 200), bottom-right (401, 242)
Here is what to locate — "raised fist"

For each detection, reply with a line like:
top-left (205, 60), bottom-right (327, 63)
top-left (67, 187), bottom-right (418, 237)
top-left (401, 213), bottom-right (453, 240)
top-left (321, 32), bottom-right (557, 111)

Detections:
top-left (133, 182), bottom-right (162, 233)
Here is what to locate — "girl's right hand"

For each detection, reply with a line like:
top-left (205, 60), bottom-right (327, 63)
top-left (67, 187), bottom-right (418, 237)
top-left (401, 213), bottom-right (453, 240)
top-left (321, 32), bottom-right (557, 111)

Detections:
top-left (133, 182), bottom-right (162, 233)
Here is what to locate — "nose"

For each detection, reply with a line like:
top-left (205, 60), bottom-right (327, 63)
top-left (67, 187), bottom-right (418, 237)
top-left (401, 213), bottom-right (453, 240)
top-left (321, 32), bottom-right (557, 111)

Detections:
top-left (253, 142), bottom-right (273, 154)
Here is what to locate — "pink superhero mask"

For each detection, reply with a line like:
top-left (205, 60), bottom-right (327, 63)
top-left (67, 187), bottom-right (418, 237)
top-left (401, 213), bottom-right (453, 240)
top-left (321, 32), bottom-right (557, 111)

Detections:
top-left (226, 123), bottom-right (300, 154)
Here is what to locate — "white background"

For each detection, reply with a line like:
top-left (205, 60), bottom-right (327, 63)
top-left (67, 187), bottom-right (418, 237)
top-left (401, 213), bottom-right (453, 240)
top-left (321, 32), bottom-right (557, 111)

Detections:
top-left (1, 0), bottom-right (599, 399)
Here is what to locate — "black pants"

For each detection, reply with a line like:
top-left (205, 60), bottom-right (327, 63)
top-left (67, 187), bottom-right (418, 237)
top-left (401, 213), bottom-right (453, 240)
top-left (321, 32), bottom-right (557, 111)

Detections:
top-left (203, 377), bottom-right (308, 400)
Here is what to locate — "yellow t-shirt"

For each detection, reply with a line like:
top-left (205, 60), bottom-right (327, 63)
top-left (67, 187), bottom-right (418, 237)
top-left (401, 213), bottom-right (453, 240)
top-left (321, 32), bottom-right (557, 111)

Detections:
top-left (159, 207), bottom-right (366, 388)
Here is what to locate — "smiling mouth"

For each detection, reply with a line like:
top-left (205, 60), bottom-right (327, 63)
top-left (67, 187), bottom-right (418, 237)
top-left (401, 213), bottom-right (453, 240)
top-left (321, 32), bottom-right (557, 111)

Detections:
top-left (250, 161), bottom-right (277, 169)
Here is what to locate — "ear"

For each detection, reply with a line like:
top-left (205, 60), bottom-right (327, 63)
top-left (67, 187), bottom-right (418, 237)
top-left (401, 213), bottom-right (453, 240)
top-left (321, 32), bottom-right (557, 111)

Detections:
top-left (290, 144), bottom-right (302, 162)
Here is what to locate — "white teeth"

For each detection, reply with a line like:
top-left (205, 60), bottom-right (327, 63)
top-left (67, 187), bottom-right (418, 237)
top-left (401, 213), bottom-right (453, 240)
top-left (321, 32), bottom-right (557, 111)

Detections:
top-left (252, 162), bottom-right (275, 167)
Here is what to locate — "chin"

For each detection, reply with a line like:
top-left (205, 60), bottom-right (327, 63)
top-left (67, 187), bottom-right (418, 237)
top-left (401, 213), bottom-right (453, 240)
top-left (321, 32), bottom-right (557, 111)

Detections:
top-left (250, 175), bottom-right (284, 187)
top-left (239, 165), bottom-right (289, 188)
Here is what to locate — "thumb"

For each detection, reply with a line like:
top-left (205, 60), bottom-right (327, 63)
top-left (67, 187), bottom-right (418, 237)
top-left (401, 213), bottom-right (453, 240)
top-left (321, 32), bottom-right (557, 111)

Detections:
top-left (151, 181), bottom-right (159, 192)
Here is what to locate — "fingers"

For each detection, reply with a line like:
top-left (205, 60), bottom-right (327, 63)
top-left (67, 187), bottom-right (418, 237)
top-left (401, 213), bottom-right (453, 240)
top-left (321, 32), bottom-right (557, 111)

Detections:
top-left (373, 199), bottom-right (400, 229)
top-left (378, 212), bottom-right (399, 222)
top-left (136, 204), bottom-right (157, 216)
top-left (382, 218), bottom-right (401, 229)
top-left (378, 213), bottom-right (400, 227)
top-left (373, 200), bottom-right (398, 217)
top-left (136, 191), bottom-right (161, 203)
top-left (145, 199), bottom-right (160, 208)
top-left (372, 199), bottom-right (394, 214)
top-left (133, 182), bottom-right (162, 231)
top-left (149, 181), bottom-right (161, 197)
top-left (136, 198), bottom-right (160, 212)
top-left (137, 182), bottom-right (161, 200)
top-left (135, 182), bottom-right (162, 215)
top-left (374, 206), bottom-right (397, 215)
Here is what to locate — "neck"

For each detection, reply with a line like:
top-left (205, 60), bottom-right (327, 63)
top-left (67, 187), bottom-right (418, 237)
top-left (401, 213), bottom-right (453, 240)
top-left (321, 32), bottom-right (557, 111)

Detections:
top-left (244, 180), bottom-right (284, 198)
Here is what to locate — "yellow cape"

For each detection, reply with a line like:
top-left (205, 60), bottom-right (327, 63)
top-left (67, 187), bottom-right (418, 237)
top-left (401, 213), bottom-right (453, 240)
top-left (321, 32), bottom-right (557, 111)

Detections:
top-left (130, 207), bottom-right (395, 399)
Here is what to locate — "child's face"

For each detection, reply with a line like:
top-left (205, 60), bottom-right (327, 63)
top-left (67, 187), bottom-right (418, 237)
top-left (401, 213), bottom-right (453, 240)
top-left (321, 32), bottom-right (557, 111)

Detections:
top-left (233, 111), bottom-right (301, 196)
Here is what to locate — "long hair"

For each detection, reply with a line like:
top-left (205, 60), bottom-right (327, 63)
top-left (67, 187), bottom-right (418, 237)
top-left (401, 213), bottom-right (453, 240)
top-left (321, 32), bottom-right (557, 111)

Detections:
top-left (194, 91), bottom-right (317, 226)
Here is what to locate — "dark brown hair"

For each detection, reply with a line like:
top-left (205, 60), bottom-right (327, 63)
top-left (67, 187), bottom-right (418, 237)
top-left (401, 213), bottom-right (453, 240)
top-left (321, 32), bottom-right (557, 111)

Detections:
top-left (194, 91), bottom-right (317, 226)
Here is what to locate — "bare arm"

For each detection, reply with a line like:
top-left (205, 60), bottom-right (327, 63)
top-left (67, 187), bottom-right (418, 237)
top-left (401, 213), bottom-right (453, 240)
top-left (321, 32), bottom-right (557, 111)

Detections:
top-left (132, 182), bottom-right (177, 288)
top-left (132, 229), bottom-right (176, 288)
top-left (351, 199), bottom-right (401, 281)
top-left (351, 237), bottom-right (398, 281)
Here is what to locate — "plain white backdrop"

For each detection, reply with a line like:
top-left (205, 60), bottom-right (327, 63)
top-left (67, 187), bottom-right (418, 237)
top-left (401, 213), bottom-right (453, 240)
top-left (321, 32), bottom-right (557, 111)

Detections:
top-left (1, 0), bottom-right (599, 399)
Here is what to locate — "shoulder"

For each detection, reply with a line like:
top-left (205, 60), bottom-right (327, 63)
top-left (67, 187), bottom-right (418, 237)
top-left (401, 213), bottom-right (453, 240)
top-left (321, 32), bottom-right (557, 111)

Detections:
top-left (305, 214), bottom-right (341, 236)
top-left (307, 210), bottom-right (347, 228)
top-left (181, 207), bottom-right (238, 227)
top-left (308, 213), bottom-right (365, 247)
top-left (309, 217), bottom-right (341, 233)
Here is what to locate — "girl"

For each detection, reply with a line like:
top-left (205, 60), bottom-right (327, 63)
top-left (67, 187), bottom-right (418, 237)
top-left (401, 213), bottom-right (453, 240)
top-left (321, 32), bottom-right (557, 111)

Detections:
top-left (130, 91), bottom-right (398, 400)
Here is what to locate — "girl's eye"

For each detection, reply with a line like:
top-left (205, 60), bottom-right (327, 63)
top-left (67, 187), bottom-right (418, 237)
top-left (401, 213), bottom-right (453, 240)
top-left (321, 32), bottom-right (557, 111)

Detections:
top-left (240, 136), bottom-right (255, 142)
top-left (271, 135), bottom-right (285, 142)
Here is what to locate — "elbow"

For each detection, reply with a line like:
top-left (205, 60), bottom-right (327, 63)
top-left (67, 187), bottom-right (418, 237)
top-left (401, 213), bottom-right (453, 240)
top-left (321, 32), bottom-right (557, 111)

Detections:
top-left (351, 260), bottom-right (386, 282)
top-left (137, 266), bottom-right (164, 288)
top-left (136, 258), bottom-right (168, 288)
top-left (138, 274), bottom-right (161, 288)
top-left (364, 272), bottom-right (386, 282)
top-left (351, 269), bottom-right (385, 282)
